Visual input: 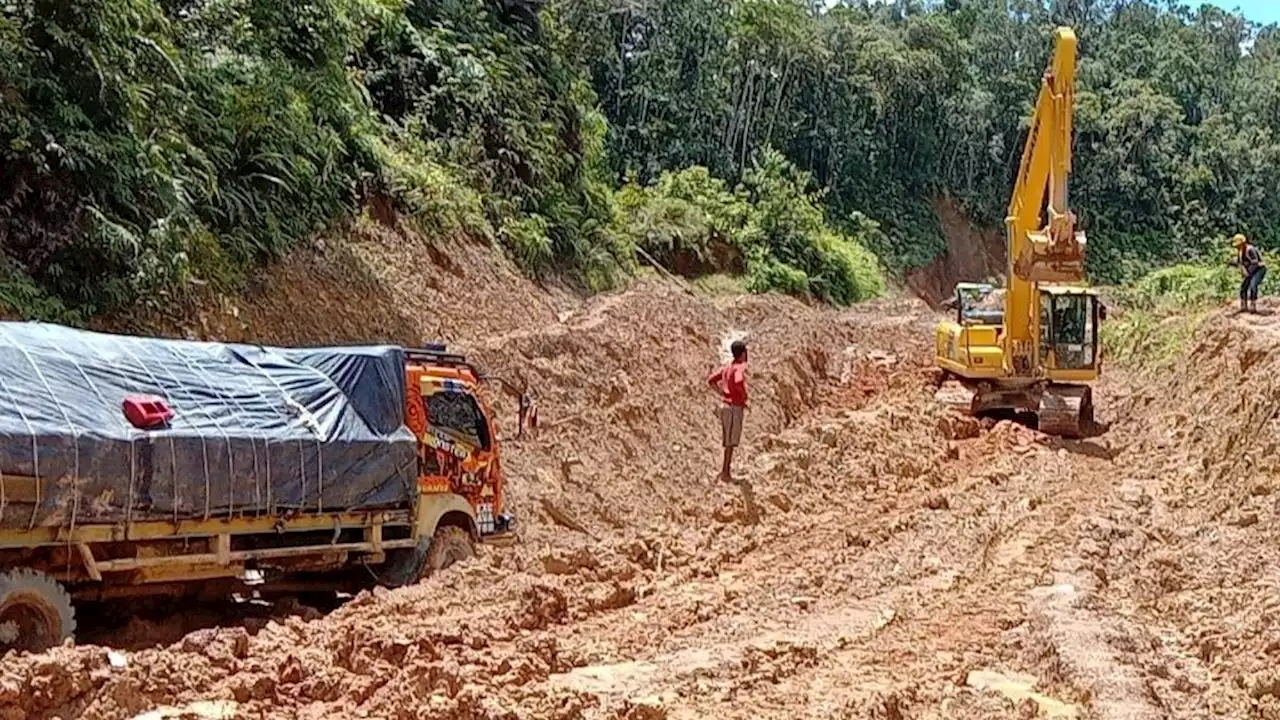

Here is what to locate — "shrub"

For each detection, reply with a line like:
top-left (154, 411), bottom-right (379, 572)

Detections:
top-left (613, 149), bottom-right (885, 305)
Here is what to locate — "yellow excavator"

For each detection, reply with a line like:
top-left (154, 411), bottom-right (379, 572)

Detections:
top-left (934, 26), bottom-right (1102, 438)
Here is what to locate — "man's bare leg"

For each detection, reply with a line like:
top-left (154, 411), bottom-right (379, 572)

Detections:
top-left (719, 446), bottom-right (734, 482)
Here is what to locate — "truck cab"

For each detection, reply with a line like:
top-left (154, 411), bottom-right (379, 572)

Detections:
top-left (404, 345), bottom-right (516, 540)
top-left (372, 344), bottom-right (524, 589)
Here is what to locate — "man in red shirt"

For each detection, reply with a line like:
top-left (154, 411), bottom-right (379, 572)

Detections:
top-left (707, 339), bottom-right (748, 483)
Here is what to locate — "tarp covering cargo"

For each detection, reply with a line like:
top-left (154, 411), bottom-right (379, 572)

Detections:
top-left (0, 322), bottom-right (417, 529)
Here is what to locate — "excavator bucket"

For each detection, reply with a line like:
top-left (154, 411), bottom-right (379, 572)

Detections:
top-left (1015, 229), bottom-right (1088, 284)
top-left (1037, 384), bottom-right (1094, 438)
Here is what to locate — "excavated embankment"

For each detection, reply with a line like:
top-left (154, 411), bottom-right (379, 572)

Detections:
top-left (4, 219), bottom-right (1280, 719)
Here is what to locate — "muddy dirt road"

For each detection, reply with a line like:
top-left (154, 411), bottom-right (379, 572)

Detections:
top-left (2, 281), bottom-right (1277, 719)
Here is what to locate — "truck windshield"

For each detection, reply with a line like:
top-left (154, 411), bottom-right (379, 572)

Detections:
top-left (426, 391), bottom-right (491, 450)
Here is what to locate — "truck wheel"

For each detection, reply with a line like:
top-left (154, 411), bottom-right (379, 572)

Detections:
top-left (425, 525), bottom-right (475, 575)
top-left (0, 569), bottom-right (75, 654)
top-left (377, 536), bottom-right (431, 589)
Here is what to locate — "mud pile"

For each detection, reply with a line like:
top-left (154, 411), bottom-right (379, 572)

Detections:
top-left (1091, 301), bottom-right (1280, 716)
top-left (14, 211), bottom-right (1280, 719)
top-left (2, 259), bottom-right (1010, 719)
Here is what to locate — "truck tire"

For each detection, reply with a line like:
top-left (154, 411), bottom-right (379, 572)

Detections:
top-left (0, 568), bottom-right (75, 654)
top-left (425, 525), bottom-right (475, 575)
top-left (377, 536), bottom-right (431, 589)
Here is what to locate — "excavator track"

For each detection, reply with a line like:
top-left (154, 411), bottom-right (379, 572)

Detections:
top-left (1037, 384), bottom-right (1093, 439)
top-left (934, 376), bottom-right (1094, 439)
top-left (934, 379), bottom-right (978, 416)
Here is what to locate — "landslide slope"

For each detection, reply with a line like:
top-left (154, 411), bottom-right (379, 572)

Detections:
top-left (3, 218), bottom-right (941, 719)
top-left (8, 216), bottom-right (1280, 720)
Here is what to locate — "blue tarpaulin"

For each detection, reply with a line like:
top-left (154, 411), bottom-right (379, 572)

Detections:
top-left (0, 322), bottom-right (417, 529)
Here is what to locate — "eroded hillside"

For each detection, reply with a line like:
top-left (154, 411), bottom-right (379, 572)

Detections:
top-left (1, 224), bottom-right (1276, 720)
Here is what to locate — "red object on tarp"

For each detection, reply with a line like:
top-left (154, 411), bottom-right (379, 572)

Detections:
top-left (122, 395), bottom-right (174, 429)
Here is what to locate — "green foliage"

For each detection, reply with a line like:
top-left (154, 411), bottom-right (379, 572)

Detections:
top-left (0, 0), bottom-right (631, 320)
top-left (613, 166), bottom-right (741, 265)
top-left (361, 1), bottom-right (627, 280)
top-left (556, 0), bottom-right (1280, 280)
top-left (13, 0), bottom-right (1280, 320)
top-left (0, 0), bottom-right (382, 317)
top-left (1103, 253), bottom-right (1280, 368)
top-left (737, 149), bottom-right (884, 304)
top-left (0, 263), bottom-right (82, 326)
top-left (370, 121), bottom-right (487, 238)
top-left (615, 149), bottom-right (884, 305)
top-left (1112, 255), bottom-right (1280, 312)
top-left (1101, 307), bottom-right (1208, 371)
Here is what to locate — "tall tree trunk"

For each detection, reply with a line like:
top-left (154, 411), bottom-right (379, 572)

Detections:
top-left (765, 56), bottom-right (795, 149)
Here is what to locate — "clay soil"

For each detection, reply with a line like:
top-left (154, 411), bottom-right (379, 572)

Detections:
top-left (3, 224), bottom-right (1279, 719)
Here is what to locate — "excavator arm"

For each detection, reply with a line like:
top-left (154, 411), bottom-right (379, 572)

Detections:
top-left (1004, 27), bottom-right (1088, 374)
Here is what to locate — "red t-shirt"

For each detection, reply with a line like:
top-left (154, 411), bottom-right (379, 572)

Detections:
top-left (708, 361), bottom-right (748, 406)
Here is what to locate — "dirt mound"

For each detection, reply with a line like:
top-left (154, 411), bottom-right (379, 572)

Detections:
top-left (10, 274), bottom-right (1154, 719)
top-left (1091, 300), bottom-right (1280, 715)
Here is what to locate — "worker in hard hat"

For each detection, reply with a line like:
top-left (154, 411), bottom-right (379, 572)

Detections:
top-left (1231, 234), bottom-right (1267, 314)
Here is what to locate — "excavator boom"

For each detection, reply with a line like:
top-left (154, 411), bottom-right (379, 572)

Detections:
top-left (1004, 26), bottom-right (1088, 373)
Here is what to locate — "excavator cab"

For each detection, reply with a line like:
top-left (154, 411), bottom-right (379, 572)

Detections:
top-left (1039, 288), bottom-right (1101, 374)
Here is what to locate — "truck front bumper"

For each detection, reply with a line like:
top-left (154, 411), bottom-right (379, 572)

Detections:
top-left (479, 512), bottom-right (517, 545)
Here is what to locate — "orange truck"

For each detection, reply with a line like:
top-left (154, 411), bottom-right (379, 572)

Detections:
top-left (0, 326), bottom-right (525, 653)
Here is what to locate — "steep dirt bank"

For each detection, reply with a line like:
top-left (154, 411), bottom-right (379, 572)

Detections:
top-left (904, 196), bottom-right (1005, 309)
top-left (97, 214), bottom-right (572, 348)
top-left (1088, 298), bottom-right (1280, 717)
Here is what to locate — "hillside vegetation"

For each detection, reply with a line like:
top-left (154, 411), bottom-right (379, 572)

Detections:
top-left (1, 0), bottom-right (1278, 322)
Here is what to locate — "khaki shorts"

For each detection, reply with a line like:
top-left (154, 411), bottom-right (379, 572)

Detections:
top-left (720, 405), bottom-right (745, 448)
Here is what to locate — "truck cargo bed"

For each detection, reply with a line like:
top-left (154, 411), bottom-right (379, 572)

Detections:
top-left (0, 323), bottom-right (417, 530)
